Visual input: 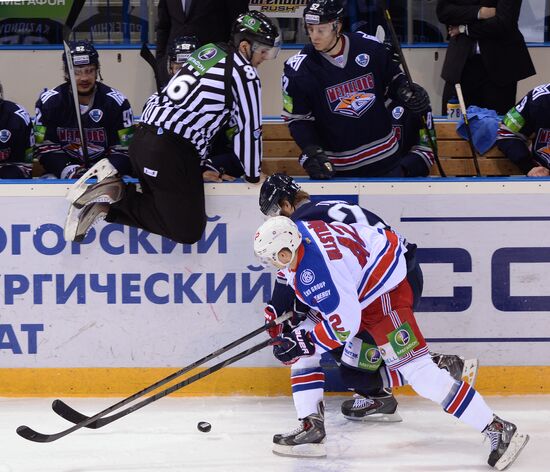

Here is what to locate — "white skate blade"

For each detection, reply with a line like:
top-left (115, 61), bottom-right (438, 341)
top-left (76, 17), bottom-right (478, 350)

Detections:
top-left (494, 432), bottom-right (529, 471)
top-left (343, 410), bottom-right (403, 423)
top-left (65, 158), bottom-right (117, 203)
top-left (272, 442), bottom-right (326, 458)
top-left (462, 358), bottom-right (479, 386)
top-left (64, 204), bottom-right (80, 242)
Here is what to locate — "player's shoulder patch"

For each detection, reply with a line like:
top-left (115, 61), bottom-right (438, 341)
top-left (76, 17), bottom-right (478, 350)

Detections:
top-left (13, 103), bottom-right (32, 126)
top-left (38, 87), bottom-right (59, 105)
top-left (285, 53), bottom-right (308, 73)
top-left (104, 84), bottom-right (129, 107)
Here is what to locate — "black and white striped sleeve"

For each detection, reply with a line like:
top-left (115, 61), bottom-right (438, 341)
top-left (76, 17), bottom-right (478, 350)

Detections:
top-left (230, 54), bottom-right (263, 183)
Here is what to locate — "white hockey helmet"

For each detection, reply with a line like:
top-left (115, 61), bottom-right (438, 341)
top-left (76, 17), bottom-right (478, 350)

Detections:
top-left (254, 216), bottom-right (302, 269)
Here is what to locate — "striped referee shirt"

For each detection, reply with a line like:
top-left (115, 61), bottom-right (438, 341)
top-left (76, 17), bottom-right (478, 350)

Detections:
top-left (141, 43), bottom-right (263, 182)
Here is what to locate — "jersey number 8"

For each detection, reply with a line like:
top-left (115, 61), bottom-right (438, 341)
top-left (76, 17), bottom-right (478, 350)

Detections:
top-left (166, 74), bottom-right (197, 103)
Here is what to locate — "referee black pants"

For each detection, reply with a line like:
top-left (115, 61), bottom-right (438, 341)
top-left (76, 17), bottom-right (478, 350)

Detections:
top-left (106, 125), bottom-right (206, 244)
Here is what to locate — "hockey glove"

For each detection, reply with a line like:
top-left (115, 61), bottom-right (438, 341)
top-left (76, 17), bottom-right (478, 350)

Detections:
top-left (300, 145), bottom-right (335, 180)
top-left (384, 39), bottom-right (401, 65)
top-left (397, 83), bottom-right (431, 115)
top-left (272, 329), bottom-right (315, 365)
top-left (264, 305), bottom-right (283, 339)
top-left (290, 298), bottom-right (310, 328)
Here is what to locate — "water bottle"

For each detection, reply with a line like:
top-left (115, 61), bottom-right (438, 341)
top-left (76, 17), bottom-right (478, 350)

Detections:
top-left (446, 97), bottom-right (462, 120)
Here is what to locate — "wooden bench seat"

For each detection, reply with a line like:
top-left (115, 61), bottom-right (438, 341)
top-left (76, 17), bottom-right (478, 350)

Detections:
top-left (261, 120), bottom-right (522, 177)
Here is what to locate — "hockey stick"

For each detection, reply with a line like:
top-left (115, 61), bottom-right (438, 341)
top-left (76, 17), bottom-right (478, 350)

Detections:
top-left (379, 1), bottom-right (447, 177)
top-left (455, 83), bottom-right (482, 177)
top-left (62, 0), bottom-right (90, 169)
top-left (17, 338), bottom-right (273, 443)
top-left (140, 42), bottom-right (162, 94)
top-left (51, 312), bottom-right (291, 429)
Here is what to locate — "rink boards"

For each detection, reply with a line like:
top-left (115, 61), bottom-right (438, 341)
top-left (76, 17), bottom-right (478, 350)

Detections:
top-left (0, 179), bottom-right (549, 396)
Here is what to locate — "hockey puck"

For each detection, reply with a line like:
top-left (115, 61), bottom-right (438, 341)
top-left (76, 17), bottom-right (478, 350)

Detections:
top-left (197, 421), bottom-right (211, 433)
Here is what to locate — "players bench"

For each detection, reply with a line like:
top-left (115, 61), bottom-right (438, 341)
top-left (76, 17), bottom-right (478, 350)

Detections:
top-left (260, 120), bottom-right (522, 177)
top-left (31, 120), bottom-right (520, 178)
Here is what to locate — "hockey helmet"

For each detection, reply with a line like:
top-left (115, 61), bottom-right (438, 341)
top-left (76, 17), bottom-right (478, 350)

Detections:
top-left (254, 216), bottom-right (302, 269)
top-left (63, 40), bottom-right (100, 78)
top-left (259, 173), bottom-right (301, 216)
top-left (231, 11), bottom-right (282, 60)
top-left (303, 0), bottom-right (344, 25)
top-left (168, 35), bottom-right (199, 64)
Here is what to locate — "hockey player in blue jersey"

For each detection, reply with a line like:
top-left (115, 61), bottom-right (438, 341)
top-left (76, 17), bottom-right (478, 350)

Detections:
top-left (254, 216), bottom-right (529, 469)
top-left (259, 174), bottom-right (477, 435)
top-left (497, 83), bottom-right (550, 177)
top-left (34, 41), bottom-right (134, 179)
top-left (282, 0), bottom-right (431, 179)
top-left (0, 81), bottom-right (34, 178)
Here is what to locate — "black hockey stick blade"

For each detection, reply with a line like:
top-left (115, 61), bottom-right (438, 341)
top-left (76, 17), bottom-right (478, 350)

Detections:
top-left (17, 339), bottom-right (272, 442)
top-left (42, 313), bottom-right (290, 432)
top-left (65, 0), bottom-right (86, 32)
top-left (140, 42), bottom-right (162, 94)
top-left (52, 400), bottom-right (104, 428)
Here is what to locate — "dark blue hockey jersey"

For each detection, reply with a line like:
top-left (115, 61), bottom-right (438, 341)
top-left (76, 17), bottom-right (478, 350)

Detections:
top-left (497, 83), bottom-right (550, 174)
top-left (0, 99), bottom-right (34, 178)
top-left (282, 32), bottom-right (407, 176)
top-left (34, 81), bottom-right (134, 178)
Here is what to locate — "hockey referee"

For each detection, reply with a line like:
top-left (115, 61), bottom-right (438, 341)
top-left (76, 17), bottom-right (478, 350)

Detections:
top-left (64, 11), bottom-right (281, 245)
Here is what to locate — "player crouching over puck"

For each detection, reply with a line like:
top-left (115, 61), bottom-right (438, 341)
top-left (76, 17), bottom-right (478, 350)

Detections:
top-left (253, 216), bottom-right (529, 469)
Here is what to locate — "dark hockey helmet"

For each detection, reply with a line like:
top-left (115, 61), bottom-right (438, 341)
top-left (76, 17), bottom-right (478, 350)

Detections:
top-left (231, 11), bottom-right (281, 59)
top-left (303, 0), bottom-right (344, 25)
top-left (259, 173), bottom-right (301, 216)
top-left (168, 35), bottom-right (199, 64)
top-left (63, 40), bottom-right (100, 76)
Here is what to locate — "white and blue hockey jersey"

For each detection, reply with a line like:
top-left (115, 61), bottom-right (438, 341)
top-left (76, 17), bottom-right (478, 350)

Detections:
top-left (280, 219), bottom-right (407, 352)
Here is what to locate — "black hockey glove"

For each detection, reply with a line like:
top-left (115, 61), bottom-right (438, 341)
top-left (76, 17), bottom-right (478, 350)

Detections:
top-left (397, 82), bottom-right (431, 115)
top-left (290, 298), bottom-right (310, 328)
top-left (272, 329), bottom-right (315, 365)
top-left (300, 145), bottom-right (335, 180)
top-left (384, 39), bottom-right (401, 65)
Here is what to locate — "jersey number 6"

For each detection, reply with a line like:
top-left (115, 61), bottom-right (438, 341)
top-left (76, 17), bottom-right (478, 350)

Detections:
top-left (166, 75), bottom-right (197, 103)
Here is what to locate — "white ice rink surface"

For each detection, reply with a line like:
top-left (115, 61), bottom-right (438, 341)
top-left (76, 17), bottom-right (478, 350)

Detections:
top-left (1, 395), bottom-right (548, 472)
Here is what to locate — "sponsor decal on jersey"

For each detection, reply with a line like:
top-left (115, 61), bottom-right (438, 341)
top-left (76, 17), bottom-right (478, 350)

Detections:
top-left (300, 269), bottom-right (315, 285)
top-left (188, 45), bottom-right (227, 76)
top-left (326, 73), bottom-right (376, 118)
top-left (89, 109), bottom-right (103, 123)
top-left (0, 129), bottom-right (12, 143)
top-left (387, 321), bottom-right (419, 357)
top-left (535, 128), bottom-right (550, 165)
top-left (355, 53), bottom-right (370, 67)
top-left (392, 106), bottom-right (404, 120)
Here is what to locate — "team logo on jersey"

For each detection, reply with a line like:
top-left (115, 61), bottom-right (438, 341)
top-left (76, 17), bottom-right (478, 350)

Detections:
top-left (300, 269), bottom-right (315, 285)
top-left (326, 73), bottom-right (376, 118)
top-left (198, 47), bottom-right (218, 61)
top-left (89, 109), bottom-right (103, 123)
top-left (58, 127), bottom-right (107, 160)
top-left (355, 53), bottom-right (370, 67)
top-left (392, 106), bottom-right (404, 120)
top-left (0, 129), bottom-right (11, 143)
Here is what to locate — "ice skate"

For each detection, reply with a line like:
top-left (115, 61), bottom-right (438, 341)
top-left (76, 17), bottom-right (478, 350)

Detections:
top-left (65, 158), bottom-right (118, 204)
top-left (272, 401), bottom-right (326, 458)
top-left (431, 352), bottom-right (479, 385)
top-left (70, 175), bottom-right (125, 209)
top-left (484, 415), bottom-right (529, 470)
top-left (341, 388), bottom-right (402, 422)
top-left (64, 202), bottom-right (110, 242)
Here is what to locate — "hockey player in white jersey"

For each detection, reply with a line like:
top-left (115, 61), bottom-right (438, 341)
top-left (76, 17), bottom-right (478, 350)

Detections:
top-left (259, 173), bottom-right (478, 426)
top-left (254, 216), bottom-right (529, 470)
